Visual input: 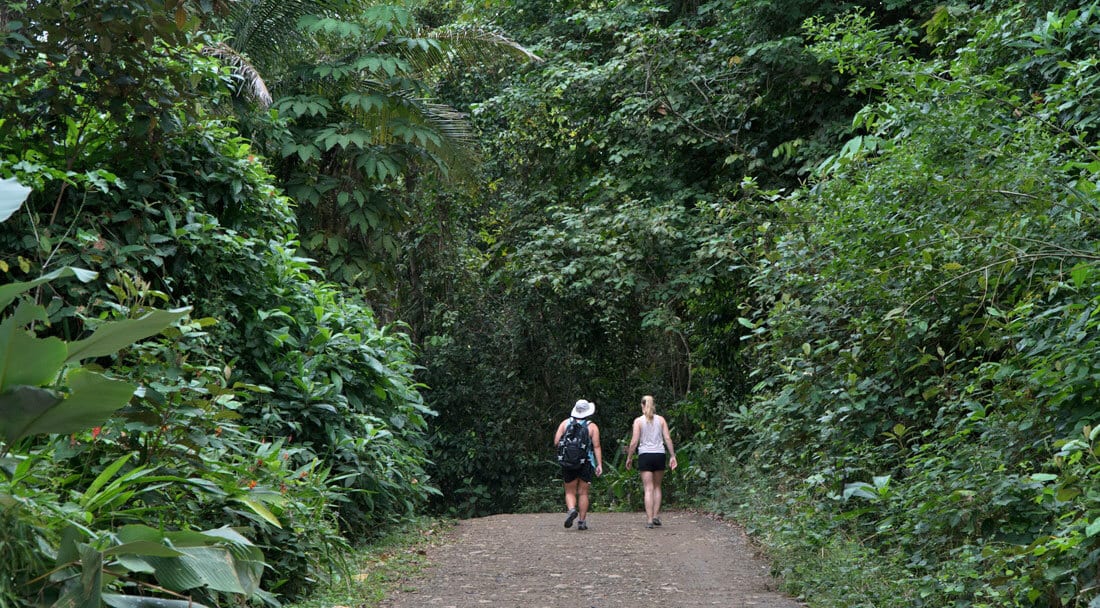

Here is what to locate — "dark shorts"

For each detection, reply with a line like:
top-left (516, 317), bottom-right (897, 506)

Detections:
top-left (638, 452), bottom-right (667, 472)
top-left (562, 465), bottom-right (594, 483)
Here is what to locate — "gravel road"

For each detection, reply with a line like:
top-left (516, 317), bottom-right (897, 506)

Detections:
top-left (380, 510), bottom-right (804, 608)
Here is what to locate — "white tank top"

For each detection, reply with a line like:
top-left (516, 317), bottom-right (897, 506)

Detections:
top-left (638, 417), bottom-right (665, 454)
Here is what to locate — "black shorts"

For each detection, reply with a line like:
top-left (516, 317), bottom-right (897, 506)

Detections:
top-left (562, 465), bottom-right (594, 483)
top-left (637, 452), bottom-right (666, 472)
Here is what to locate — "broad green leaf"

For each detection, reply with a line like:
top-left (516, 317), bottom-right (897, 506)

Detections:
top-left (147, 546), bottom-right (248, 594)
top-left (0, 267), bottom-right (98, 312)
top-left (53, 544), bottom-right (103, 608)
top-left (199, 528), bottom-right (264, 595)
top-left (0, 386), bottom-right (61, 444)
top-left (233, 496), bottom-right (283, 528)
top-left (103, 595), bottom-right (210, 608)
top-left (842, 482), bottom-right (878, 500)
top-left (157, 527), bottom-right (264, 596)
top-left (117, 524), bottom-right (167, 544)
top-left (67, 307), bottom-right (191, 362)
top-left (104, 541), bottom-right (185, 559)
top-left (0, 177), bottom-right (31, 223)
top-left (114, 555), bottom-right (156, 574)
top-left (0, 369), bottom-right (134, 443)
top-left (0, 314), bottom-right (67, 391)
top-left (57, 527), bottom-right (82, 566)
top-left (1070, 262), bottom-right (1091, 288)
top-left (196, 527), bottom-right (255, 547)
top-left (1055, 486), bottom-right (1080, 502)
top-left (1086, 517), bottom-right (1100, 538)
top-left (8, 299), bottom-right (48, 328)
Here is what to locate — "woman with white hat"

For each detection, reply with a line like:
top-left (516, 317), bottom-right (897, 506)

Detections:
top-left (553, 399), bottom-right (603, 530)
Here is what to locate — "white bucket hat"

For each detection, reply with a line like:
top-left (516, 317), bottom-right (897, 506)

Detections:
top-left (570, 399), bottom-right (595, 419)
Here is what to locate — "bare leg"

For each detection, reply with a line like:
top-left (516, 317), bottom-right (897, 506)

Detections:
top-left (641, 471), bottom-right (656, 522)
top-left (577, 480), bottom-right (590, 520)
top-left (652, 470), bottom-right (665, 521)
top-left (564, 479), bottom-right (579, 511)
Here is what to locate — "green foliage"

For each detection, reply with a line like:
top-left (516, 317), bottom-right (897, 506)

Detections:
top-left (0, 266), bottom-right (265, 608)
top-left (0, 267), bottom-right (187, 450)
top-left (232, 251), bottom-right (439, 532)
top-left (400, 0), bottom-right (870, 515)
top-left (281, 517), bottom-right (449, 608)
top-left (704, 3), bottom-right (1100, 606)
top-left (216, 0), bottom-right (538, 287)
top-left (404, 0), bottom-right (1100, 604)
top-left (1, 1), bottom-right (437, 603)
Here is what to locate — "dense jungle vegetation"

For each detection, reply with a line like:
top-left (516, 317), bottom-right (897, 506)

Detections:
top-left (1, 0), bottom-right (1097, 606)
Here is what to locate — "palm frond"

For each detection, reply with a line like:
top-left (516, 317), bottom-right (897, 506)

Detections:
top-left (327, 82), bottom-right (477, 183)
top-left (222, 0), bottom-right (341, 70)
top-left (384, 24), bottom-right (542, 77)
top-left (429, 25), bottom-right (542, 64)
top-left (204, 41), bottom-right (273, 107)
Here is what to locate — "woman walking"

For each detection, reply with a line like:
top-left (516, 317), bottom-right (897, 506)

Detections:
top-left (554, 399), bottom-right (603, 530)
top-left (625, 395), bottom-right (677, 528)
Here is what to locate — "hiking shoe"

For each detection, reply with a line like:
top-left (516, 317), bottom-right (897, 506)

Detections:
top-left (564, 508), bottom-right (578, 528)
top-left (577, 520), bottom-right (588, 531)
top-left (645, 522), bottom-right (655, 529)
top-left (652, 517), bottom-right (662, 526)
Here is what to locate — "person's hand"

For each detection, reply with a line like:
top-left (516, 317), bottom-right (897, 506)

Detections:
top-left (669, 455), bottom-right (678, 470)
top-left (595, 464), bottom-right (603, 477)
top-left (624, 458), bottom-right (632, 470)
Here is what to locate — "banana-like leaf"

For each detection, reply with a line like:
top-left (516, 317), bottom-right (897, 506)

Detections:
top-left (0, 369), bottom-right (135, 444)
top-left (196, 528), bottom-right (264, 596)
top-left (115, 555), bottom-right (156, 574)
top-left (103, 541), bottom-right (185, 558)
top-left (66, 307), bottom-right (191, 363)
top-left (0, 314), bottom-right (67, 391)
top-left (7, 298), bottom-right (49, 328)
top-left (142, 527), bottom-right (264, 596)
top-left (0, 177), bottom-right (31, 223)
top-left (0, 267), bottom-right (99, 313)
top-left (146, 546), bottom-right (247, 594)
top-left (57, 526), bottom-right (83, 565)
top-left (52, 545), bottom-right (103, 608)
top-left (103, 594), bottom-right (210, 608)
top-left (0, 386), bottom-right (60, 443)
top-left (111, 526), bottom-right (183, 573)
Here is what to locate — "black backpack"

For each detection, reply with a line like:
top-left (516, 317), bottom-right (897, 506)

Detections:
top-left (557, 418), bottom-right (591, 471)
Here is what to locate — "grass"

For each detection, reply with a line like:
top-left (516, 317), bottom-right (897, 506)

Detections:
top-left (283, 517), bottom-right (455, 608)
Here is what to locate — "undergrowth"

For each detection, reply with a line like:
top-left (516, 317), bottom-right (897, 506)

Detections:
top-left (696, 454), bottom-right (917, 608)
top-left (284, 517), bottom-right (454, 608)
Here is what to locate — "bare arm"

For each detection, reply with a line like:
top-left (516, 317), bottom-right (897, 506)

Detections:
top-left (625, 417), bottom-right (641, 469)
top-left (589, 423), bottom-right (603, 476)
top-left (660, 416), bottom-right (678, 470)
top-left (553, 419), bottom-right (567, 445)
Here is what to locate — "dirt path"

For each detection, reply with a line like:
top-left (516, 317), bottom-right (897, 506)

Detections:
top-left (380, 511), bottom-right (803, 608)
